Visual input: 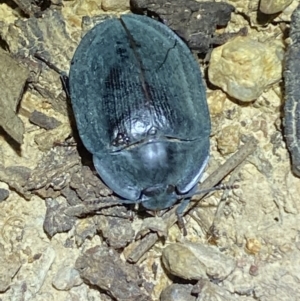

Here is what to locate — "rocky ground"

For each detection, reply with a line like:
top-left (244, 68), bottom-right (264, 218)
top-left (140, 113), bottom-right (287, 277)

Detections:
top-left (1, 0), bottom-right (300, 300)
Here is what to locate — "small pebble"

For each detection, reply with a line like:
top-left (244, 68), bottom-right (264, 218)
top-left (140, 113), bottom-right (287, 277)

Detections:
top-left (192, 279), bottom-right (238, 301)
top-left (94, 215), bottom-right (135, 248)
top-left (216, 125), bottom-right (240, 155)
top-left (260, 0), bottom-right (292, 14)
top-left (52, 266), bottom-right (82, 291)
top-left (29, 110), bottom-right (61, 130)
top-left (160, 284), bottom-right (196, 301)
top-left (74, 218), bottom-right (96, 247)
top-left (207, 90), bottom-right (226, 116)
top-left (249, 264), bottom-right (259, 276)
top-left (162, 242), bottom-right (235, 281)
top-left (101, 0), bottom-right (129, 11)
top-left (0, 188), bottom-right (9, 201)
top-left (208, 36), bottom-right (284, 102)
top-left (245, 238), bottom-right (261, 255)
top-left (75, 245), bottom-right (147, 300)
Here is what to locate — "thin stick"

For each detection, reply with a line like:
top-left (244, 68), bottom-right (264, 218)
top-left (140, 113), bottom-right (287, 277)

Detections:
top-left (126, 136), bottom-right (258, 263)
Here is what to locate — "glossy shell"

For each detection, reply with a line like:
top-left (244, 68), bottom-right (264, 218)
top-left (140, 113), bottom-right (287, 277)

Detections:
top-left (69, 14), bottom-right (210, 210)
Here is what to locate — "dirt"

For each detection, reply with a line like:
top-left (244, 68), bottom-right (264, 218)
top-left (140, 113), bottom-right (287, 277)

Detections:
top-left (0, 0), bottom-right (300, 300)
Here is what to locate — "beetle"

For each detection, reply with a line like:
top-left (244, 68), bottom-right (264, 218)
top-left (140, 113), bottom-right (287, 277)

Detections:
top-left (69, 14), bottom-right (211, 214)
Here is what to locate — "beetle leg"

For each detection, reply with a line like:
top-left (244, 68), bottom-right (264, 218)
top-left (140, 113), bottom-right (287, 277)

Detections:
top-left (33, 52), bottom-right (70, 99)
top-left (59, 73), bottom-right (70, 99)
top-left (176, 198), bottom-right (190, 236)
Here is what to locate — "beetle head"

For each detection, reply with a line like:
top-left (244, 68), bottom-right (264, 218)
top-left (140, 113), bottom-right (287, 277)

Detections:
top-left (142, 184), bottom-right (178, 210)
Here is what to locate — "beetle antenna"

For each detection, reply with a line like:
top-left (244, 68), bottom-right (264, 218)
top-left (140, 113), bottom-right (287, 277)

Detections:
top-left (193, 183), bottom-right (239, 196)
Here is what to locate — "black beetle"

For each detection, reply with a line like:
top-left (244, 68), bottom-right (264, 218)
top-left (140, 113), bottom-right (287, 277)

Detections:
top-left (69, 14), bottom-right (211, 214)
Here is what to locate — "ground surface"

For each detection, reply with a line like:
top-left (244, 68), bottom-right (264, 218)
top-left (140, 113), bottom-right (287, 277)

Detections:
top-left (1, 0), bottom-right (300, 300)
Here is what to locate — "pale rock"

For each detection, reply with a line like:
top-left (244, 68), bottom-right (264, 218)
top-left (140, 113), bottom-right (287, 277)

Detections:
top-left (194, 279), bottom-right (242, 301)
top-left (101, 0), bottom-right (129, 11)
top-left (216, 125), bottom-right (240, 155)
top-left (20, 245), bottom-right (56, 293)
top-left (160, 284), bottom-right (196, 301)
top-left (0, 247), bottom-right (21, 292)
top-left (162, 242), bottom-right (236, 281)
top-left (52, 266), bottom-right (82, 291)
top-left (207, 89), bottom-right (227, 116)
top-left (260, 0), bottom-right (292, 14)
top-left (208, 36), bottom-right (284, 102)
